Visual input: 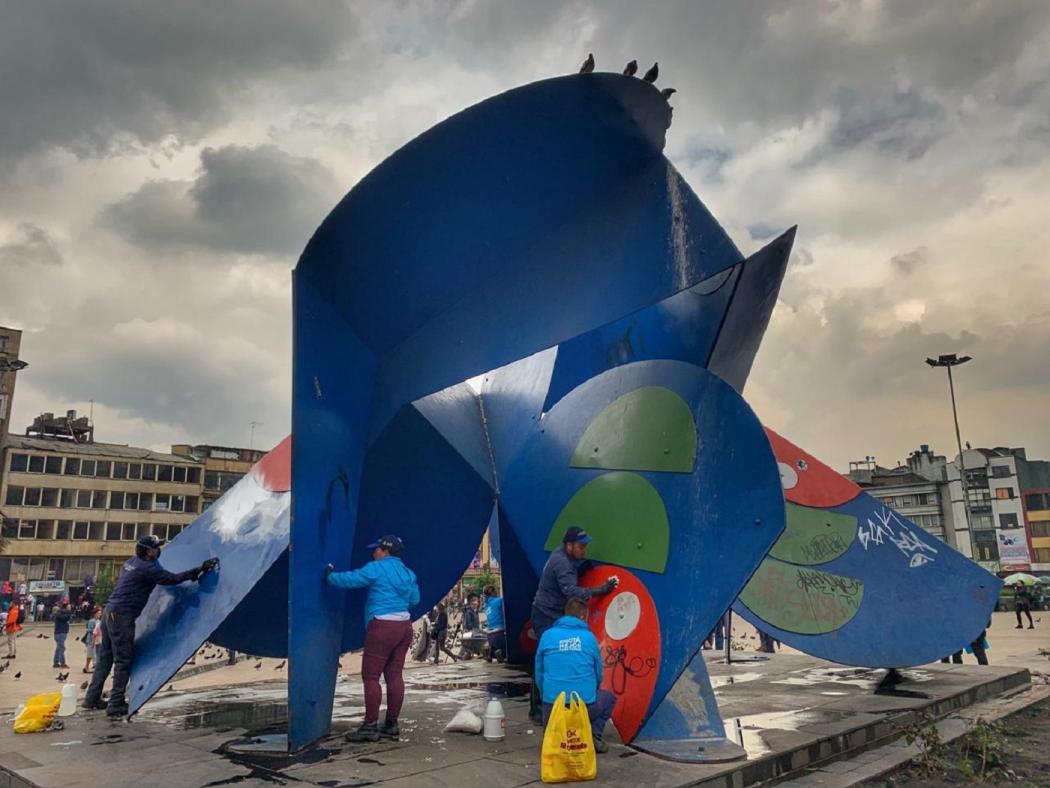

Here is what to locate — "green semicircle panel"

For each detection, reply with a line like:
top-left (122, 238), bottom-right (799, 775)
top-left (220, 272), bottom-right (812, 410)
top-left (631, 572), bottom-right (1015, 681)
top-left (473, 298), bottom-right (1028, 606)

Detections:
top-left (738, 557), bottom-right (864, 635)
top-left (767, 503), bottom-right (857, 566)
top-left (569, 386), bottom-right (696, 473)
top-left (544, 471), bottom-right (670, 573)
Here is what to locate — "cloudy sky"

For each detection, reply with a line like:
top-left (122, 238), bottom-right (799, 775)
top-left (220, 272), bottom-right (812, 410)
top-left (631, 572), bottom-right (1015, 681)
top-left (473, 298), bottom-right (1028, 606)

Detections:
top-left (1, 1), bottom-right (1049, 471)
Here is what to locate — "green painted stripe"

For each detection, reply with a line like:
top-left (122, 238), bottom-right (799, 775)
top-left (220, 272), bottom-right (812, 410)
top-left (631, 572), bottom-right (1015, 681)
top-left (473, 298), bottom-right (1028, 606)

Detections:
top-left (738, 557), bottom-right (864, 635)
top-left (544, 471), bottom-right (670, 573)
top-left (570, 386), bottom-right (696, 474)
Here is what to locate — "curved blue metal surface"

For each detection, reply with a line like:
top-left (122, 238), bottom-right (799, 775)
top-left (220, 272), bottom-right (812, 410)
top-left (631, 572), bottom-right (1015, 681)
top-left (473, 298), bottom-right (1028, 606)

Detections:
top-left (733, 490), bottom-right (1001, 667)
top-left (499, 360), bottom-right (785, 727)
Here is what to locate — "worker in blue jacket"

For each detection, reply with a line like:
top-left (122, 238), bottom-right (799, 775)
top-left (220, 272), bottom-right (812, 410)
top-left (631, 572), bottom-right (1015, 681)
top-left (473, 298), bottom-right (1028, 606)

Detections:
top-left (83, 534), bottom-right (218, 717)
top-left (535, 597), bottom-right (617, 752)
top-left (326, 534), bottom-right (420, 743)
top-left (482, 584), bottom-right (506, 662)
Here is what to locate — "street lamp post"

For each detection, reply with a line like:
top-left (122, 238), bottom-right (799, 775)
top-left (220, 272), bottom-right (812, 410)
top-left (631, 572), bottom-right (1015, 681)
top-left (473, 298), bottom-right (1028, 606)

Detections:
top-left (925, 353), bottom-right (973, 556)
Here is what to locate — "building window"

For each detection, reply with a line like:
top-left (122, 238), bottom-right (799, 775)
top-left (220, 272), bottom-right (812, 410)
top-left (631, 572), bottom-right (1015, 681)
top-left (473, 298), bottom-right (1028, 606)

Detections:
top-left (1, 518), bottom-right (17, 539)
top-left (155, 494), bottom-right (170, 511)
top-left (1032, 522), bottom-right (1050, 538)
top-left (999, 513), bottom-right (1020, 529)
top-left (96, 461), bottom-right (111, 478)
top-left (171, 495), bottom-right (185, 513)
top-left (76, 489), bottom-right (92, 508)
top-left (55, 520), bottom-right (71, 539)
top-left (110, 491), bottom-right (125, 509)
top-left (106, 523), bottom-right (122, 541)
top-left (991, 465), bottom-right (1012, 478)
top-left (143, 463), bottom-right (156, 481)
top-left (121, 523), bottom-right (136, 541)
top-left (91, 490), bottom-right (106, 509)
top-left (47, 559), bottom-right (64, 581)
top-left (186, 496), bottom-right (199, 514)
top-left (158, 465), bottom-right (173, 483)
top-left (128, 463), bottom-right (142, 480)
top-left (63, 457), bottom-right (80, 475)
top-left (9, 453), bottom-right (28, 472)
top-left (1025, 493), bottom-right (1050, 511)
top-left (1033, 548), bottom-right (1050, 563)
top-left (35, 520), bottom-right (55, 539)
top-left (44, 456), bottom-right (62, 475)
top-left (187, 467), bottom-right (201, 484)
top-left (18, 520), bottom-right (36, 539)
top-left (973, 529), bottom-right (999, 562)
top-left (169, 524), bottom-right (183, 539)
top-left (72, 521), bottom-right (89, 540)
top-left (89, 522), bottom-right (103, 540)
top-left (152, 523), bottom-right (168, 539)
top-left (41, 487), bottom-right (58, 507)
top-left (136, 523), bottom-right (151, 539)
top-left (173, 466), bottom-right (187, 484)
top-left (59, 489), bottom-right (75, 508)
top-left (23, 487), bottom-right (42, 506)
top-left (28, 455), bottom-right (45, 473)
top-left (5, 485), bottom-right (24, 506)
top-left (125, 492), bottom-right (139, 510)
top-left (137, 493), bottom-right (152, 511)
top-left (80, 460), bottom-right (96, 477)
top-left (995, 487), bottom-right (1015, 500)
top-left (113, 462), bottom-right (128, 480)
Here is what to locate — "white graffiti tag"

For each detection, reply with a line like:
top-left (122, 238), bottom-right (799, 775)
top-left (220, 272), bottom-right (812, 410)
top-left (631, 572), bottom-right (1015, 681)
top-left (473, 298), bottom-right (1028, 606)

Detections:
top-left (857, 507), bottom-right (938, 568)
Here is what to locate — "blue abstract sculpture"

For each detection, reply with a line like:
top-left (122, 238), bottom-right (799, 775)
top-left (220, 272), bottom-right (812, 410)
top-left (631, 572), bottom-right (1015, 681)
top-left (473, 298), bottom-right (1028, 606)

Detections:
top-left (128, 70), bottom-right (1001, 759)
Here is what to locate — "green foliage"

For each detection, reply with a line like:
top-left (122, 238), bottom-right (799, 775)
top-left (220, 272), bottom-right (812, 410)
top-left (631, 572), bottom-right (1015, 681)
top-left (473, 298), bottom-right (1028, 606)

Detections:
top-left (93, 565), bottom-right (118, 607)
top-left (960, 717), bottom-right (1009, 782)
top-left (903, 712), bottom-right (946, 776)
top-left (462, 571), bottom-right (500, 597)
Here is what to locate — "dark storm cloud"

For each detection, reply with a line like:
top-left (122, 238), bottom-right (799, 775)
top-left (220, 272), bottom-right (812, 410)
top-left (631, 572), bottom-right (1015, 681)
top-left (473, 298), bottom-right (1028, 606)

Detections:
top-left (890, 248), bottom-right (928, 276)
top-left (103, 144), bottom-right (340, 256)
top-left (0, 223), bottom-right (63, 268)
top-left (0, 1), bottom-right (354, 161)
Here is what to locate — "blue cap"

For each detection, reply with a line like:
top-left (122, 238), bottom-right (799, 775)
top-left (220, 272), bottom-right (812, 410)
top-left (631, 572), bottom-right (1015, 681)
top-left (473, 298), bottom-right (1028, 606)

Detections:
top-left (367, 534), bottom-right (404, 555)
top-left (562, 526), bottom-right (592, 544)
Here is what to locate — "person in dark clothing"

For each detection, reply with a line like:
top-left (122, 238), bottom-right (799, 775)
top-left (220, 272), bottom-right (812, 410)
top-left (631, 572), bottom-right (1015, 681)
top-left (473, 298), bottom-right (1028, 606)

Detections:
top-left (528, 526), bottom-right (618, 721)
top-left (430, 603), bottom-right (449, 664)
top-left (52, 604), bottom-right (72, 668)
top-left (1014, 582), bottom-right (1035, 629)
top-left (83, 535), bottom-right (218, 717)
top-left (462, 594), bottom-right (480, 632)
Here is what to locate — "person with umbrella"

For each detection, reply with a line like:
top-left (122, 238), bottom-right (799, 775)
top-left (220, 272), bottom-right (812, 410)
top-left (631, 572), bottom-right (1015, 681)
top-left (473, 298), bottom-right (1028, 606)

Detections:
top-left (1013, 580), bottom-right (1035, 629)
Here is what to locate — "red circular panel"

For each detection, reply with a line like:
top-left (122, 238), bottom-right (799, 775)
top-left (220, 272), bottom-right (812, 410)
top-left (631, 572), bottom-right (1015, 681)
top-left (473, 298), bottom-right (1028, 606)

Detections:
top-left (518, 620), bottom-right (539, 657)
top-left (764, 428), bottom-right (861, 508)
top-left (580, 566), bottom-right (659, 743)
top-left (250, 435), bottom-right (292, 493)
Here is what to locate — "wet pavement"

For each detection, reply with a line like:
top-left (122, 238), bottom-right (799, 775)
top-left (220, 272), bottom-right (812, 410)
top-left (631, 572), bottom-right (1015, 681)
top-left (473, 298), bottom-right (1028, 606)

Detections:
top-left (0, 653), bottom-right (1034, 787)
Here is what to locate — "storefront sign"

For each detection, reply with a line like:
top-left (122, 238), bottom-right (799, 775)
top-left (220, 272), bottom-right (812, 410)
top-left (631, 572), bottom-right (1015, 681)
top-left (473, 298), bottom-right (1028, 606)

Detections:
top-left (28, 580), bottom-right (66, 594)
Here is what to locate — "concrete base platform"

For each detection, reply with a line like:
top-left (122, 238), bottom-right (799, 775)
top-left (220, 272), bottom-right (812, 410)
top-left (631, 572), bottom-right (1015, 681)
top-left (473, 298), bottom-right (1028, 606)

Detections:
top-left (0, 654), bottom-right (1032, 788)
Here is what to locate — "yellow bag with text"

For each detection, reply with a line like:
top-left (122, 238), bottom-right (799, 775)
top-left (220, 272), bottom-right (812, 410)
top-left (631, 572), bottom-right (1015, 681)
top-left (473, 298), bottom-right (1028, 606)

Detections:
top-left (13, 692), bottom-right (61, 734)
top-left (540, 691), bottom-right (597, 783)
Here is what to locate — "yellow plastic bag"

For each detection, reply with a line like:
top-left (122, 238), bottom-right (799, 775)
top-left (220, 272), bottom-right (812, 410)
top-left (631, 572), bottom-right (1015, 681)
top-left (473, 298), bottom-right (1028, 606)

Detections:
top-left (540, 691), bottom-right (597, 783)
top-left (13, 692), bottom-right (61, 734)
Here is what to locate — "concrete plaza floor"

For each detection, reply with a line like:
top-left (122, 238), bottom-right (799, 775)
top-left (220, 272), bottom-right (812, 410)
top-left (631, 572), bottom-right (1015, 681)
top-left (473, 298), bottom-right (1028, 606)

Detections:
top-left (1, 618), bottom-right (1045, 788)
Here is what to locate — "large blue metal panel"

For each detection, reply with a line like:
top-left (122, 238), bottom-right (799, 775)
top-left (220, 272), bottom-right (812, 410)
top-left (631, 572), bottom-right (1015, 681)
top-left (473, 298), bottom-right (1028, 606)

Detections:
top-left (499, 360), bottom-right (784, 733)
top-left (339, 400), bottom-right (495, 650)
top-left (733, 486), bottom-right (1001, 667)
top-left (290, 272), bottom-right (377, 751)
top-left (412, 383), bottom-right (494, 489)
top-left (129, 464), bottom-right (291, 715)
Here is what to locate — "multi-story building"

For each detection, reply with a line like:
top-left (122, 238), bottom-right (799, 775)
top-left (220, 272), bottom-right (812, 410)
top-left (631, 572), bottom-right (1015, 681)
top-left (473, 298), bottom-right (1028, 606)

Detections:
top-left (0, 326), bottom-right (24, 438)
top-left (0, 412), bottom-right (204, 601)
top-left (171, 444), bottom-right (265, 509)
top-left (845, 445), bottom-right (957, 547)
top-left (946, 446), bottom-right (1050, 574)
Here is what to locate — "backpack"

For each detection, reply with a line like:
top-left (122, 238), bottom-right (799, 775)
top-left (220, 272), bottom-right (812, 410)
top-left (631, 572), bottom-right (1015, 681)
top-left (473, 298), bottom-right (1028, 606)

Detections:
top-left (16, 607), bottom-right (26, 624)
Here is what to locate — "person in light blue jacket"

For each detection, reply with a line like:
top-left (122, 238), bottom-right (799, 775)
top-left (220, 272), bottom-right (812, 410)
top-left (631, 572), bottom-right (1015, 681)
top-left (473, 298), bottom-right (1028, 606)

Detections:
top-left (482, 584), bottom-right (506, 662)
top-left (535, 597), bottom-right (617, 752)
top-left (326, 534), bottom-right (420, 744)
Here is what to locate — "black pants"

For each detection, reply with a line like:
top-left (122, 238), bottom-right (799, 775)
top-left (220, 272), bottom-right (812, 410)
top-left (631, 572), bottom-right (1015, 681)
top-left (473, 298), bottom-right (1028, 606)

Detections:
top-left (85, 608), bottom-right (136, 710)
top-left (1016, 604), bottom-right (1034, 627)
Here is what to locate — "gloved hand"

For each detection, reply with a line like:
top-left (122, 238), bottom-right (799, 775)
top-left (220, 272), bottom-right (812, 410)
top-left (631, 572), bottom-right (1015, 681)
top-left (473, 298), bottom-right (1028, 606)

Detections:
top-left (324, 563), bottom-right (335, 580)
top-left (597, 575), bottom-right (620, 595)
top-left (200, 557), bottom-right (220, 575)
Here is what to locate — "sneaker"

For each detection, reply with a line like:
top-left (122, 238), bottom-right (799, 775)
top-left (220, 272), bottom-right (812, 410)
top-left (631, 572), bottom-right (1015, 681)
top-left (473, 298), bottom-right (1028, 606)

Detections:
top-left (81, 700), bottom-right (107, 711)
top-left (379, 719), bottom-right (400, 739)
top-left (346, 722), bottom-right (380, 743)
top-left (1029, 624), bottom-right (1036, 629)
top-left (106, 704), bottom-right (129, 718)
top-left (594, 738), bottom-right (609, 754)
top-left (1016, 624), bottom-right (1023, 629)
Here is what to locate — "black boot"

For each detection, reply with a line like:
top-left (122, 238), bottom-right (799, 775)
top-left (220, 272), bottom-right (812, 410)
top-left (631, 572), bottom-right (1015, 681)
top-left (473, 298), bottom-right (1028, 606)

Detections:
top-left (346, 722), bottom-right (380, 743)
top-left (379, 718), bottom-right (400, 739)
top-left (106, 703), bottom-right (129, 718)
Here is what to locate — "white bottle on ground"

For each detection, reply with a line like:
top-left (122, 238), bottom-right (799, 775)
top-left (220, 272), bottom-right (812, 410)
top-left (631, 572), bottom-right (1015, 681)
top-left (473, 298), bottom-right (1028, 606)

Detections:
top-left (58, 682), bottom-right (77, 716)
top-left (482, 698), bottom-right (506, 741)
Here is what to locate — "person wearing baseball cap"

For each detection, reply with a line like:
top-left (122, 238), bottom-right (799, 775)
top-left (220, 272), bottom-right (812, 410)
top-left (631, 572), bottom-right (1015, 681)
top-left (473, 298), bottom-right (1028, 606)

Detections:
top-left (83, 534), bottom-right (219, 718)
top-left (527, 525), bottom-right (618, 721)
top-left (325, 533), bottom-right (420, 743)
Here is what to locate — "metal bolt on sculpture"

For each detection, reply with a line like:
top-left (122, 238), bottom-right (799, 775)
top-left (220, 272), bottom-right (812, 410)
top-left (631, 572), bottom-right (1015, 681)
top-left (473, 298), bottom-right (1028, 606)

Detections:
top-left (129, 70), bottom-right (1001, 760)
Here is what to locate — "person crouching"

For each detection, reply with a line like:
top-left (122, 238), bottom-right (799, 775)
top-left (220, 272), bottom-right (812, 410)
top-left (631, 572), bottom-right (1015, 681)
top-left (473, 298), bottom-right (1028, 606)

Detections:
top-left (535, 597), bottom-right (617, 753)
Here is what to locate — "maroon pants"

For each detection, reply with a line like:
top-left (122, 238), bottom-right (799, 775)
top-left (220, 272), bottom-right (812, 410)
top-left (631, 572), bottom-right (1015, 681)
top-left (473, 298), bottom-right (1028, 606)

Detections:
top-left (361, 619), bottom-right (413, 724)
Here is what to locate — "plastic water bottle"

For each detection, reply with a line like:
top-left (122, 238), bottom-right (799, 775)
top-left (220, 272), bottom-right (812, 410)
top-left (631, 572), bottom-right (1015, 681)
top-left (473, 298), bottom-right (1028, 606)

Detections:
top-left (482, 698), bottom-right (506, 741)
top-left (58, 682), bottom-right (77, 717)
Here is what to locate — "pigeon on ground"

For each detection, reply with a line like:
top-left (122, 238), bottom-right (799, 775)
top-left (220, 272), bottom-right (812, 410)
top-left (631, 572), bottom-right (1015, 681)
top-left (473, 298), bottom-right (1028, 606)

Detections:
top-left (623, 60), bottom-right (638, 76)
top-left (57, 672), bottom-right (69, 681)
top-left (274, 660), bottom-right (286, 671)
top-left (14, 672), bottom-right (21, 679)
top-left (0, 664), bottom-right (5, 674)
top-left (579, 53), bottom-right (595, 74)
top-left (643, 62), bottom-right (659, 83)
top-left (167, 685), bottom-right (174, 692)
top-left (254, 662), bottom-right (262, 670)
top-left (661, 88), bottom-right (677, 99)
top-left (80, 681), bottom-right (88, 690)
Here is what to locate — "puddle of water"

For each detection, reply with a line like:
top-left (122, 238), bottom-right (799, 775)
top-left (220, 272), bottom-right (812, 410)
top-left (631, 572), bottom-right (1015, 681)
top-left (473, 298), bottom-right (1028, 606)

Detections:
top-left (724, 708), bottom-right (818, 758)
top-left (770, 667), bottom-right (879, 690)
